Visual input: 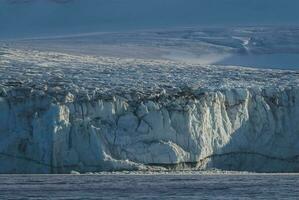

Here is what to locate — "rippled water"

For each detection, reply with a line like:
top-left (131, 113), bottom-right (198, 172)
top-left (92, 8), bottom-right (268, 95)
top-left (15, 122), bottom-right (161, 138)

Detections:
top-left (0, 174), bottom-right (298, 199)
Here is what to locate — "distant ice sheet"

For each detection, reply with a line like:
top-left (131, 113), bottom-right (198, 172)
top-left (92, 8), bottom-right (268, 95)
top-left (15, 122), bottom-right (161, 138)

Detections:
top-left (4, 26), bottom-right (299, 70)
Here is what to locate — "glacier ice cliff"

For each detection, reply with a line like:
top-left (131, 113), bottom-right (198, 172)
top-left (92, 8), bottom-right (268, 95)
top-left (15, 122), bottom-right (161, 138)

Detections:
top-left (0, 47), bottom-right (299, 173)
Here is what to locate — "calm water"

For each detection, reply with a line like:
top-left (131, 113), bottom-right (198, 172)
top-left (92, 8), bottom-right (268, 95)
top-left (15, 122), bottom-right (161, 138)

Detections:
top-left (0, 174), bottom-right (298, 199)
top-left (216, 54), bottom-right (299, 70)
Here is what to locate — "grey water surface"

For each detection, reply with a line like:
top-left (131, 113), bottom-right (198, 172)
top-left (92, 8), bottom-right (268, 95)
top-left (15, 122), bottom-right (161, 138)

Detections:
top-left (0, 174), bottom-right (298, 199)
top-left (216, 54), bottom-right (299, 70)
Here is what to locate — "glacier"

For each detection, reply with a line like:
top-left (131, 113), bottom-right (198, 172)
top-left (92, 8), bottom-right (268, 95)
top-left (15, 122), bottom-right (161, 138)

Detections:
top-left (6, 26), bottom-right (299, 70)
top-left (0, 46), bottom-right (299, 174)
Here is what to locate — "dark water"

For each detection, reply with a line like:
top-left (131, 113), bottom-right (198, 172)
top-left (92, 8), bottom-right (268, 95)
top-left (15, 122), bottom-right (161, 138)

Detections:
top-left (0, 174), bottom-right (298, 199)
top-left (216, 54), bottom-right (299, 70)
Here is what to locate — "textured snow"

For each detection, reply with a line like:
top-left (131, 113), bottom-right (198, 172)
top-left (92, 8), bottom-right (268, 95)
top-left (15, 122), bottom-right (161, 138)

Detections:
top-left (0, 47), bottom-right (298, 101)
top-left (0, 45), bottom-right (299, 173)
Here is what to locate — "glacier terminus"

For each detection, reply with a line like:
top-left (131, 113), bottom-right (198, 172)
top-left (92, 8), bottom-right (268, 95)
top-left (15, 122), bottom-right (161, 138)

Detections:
top-left (0, 39), bottom-right (299, 173)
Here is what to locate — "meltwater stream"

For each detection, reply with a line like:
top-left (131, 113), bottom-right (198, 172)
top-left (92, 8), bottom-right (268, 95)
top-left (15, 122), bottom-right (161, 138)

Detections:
top-left (0, 174), bottom-right (298, 199)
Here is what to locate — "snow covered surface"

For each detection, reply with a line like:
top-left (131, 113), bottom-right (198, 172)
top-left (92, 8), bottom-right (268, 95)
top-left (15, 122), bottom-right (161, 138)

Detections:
top-left (0, 46), bottom-right (298, 100)
top-left (0, 41), bottom-right (299, 173)
top-left (4, 27), bottom-right (299, 69)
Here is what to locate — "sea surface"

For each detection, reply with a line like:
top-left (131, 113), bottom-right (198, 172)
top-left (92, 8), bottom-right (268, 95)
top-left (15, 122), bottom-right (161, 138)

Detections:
top-left (0, 173), bottom-right (298, 199)
top-left (216, 53), bottom-right (299, 70)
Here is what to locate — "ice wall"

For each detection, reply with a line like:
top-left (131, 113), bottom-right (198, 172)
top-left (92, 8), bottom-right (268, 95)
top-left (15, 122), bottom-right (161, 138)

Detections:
top-left (1, 87), bottom-right (299, 173)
